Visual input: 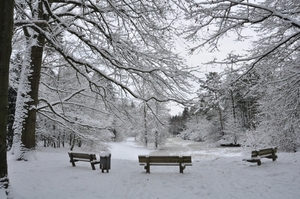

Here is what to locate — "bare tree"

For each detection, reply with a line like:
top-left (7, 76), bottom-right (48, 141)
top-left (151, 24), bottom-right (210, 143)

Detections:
top-left (11, 0), bottom-right (195, 159)
top-left (179, 0), bottom-right (300, 150)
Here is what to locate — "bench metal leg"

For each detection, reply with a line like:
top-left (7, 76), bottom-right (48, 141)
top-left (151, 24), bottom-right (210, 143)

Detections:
top-left (71, 161), bottom-right (76, 167)
top-left (257, 160), bottom-right (261, 166)
top-left (144, 164), bottom-right (150, 173)
top-left (70, 158), bottom-right (76, 167)
top-left (179, 158), bottom-right (184, 173)
top-left (180, 165), bottom-right (185, 174)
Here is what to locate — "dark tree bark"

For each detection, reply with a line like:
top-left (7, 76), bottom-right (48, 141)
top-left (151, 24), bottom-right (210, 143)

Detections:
top-left (143, 103), bottom-right (148, 147)
top-left (21, 31), bottom-right (45, 149)
top-left (0, 0), bottom-right (14, 194)
top-left (15, 1), bottom-right (47, 153)
top-left (7, 87), bottom-right (17, 150)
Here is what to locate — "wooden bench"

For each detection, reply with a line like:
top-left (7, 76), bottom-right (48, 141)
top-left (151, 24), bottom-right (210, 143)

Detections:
top-left (138, 155), bottom-right (192, 174)
top-left (243, 147), bottom-right (277, 166)
top-left (68, 152), bottom-right (100, 170)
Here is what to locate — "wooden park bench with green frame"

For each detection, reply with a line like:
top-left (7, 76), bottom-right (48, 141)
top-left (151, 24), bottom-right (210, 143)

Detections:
top-left (138, 155), bottom-right (192, 174)
top-left (243, 147), bottom-right (278, 166)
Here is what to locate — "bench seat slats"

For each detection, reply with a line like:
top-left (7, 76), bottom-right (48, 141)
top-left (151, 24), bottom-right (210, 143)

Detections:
top-left (68, 152), bottom-right (100, 170)
top-left (140, 163), bottom-right (193, 166)
top-left (139, 156), bottom-right (191, 162)
top-left (243, 147), bottom-right (277, 166)
top-left (252, 148), bottom-right (277, 157)
top-left (138, 155), bottom-right (192, 174)
top-left (72, 159), bottom-right (92, 162)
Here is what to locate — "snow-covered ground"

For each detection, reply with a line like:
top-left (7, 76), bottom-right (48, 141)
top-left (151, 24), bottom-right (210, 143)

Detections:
top-left (5, 137), bottom-right (300, 199)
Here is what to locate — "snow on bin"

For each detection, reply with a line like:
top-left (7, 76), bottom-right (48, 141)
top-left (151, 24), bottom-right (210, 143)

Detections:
top-left (100, 153), bottom-right (111, 173)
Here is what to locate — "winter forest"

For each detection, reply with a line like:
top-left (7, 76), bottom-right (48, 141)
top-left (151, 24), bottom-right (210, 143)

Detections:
top-left (1, 0), bottom-right (300, 197)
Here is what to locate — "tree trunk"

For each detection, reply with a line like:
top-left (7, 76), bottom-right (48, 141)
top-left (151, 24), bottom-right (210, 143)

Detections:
top-left (12, 1), bottom-right (46, 159)
top-left (143, 103), bottom-right (148, 147)
top-left (0, 0), bottom-right (14, 194)
top-left (22, 23), bottom-right (45, 149)
top-left (218, 104), bottom-right (224, 136)
top-left (70, 134), bottom-right (76, 151)
top-left (154, 131), bottom-right (158, 149)
top-left (7, 87), bottom-right (17, 150)
top-left (230, 89), bottom-right (236, 124)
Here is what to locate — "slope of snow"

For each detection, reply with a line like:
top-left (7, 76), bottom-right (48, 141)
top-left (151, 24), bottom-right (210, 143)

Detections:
top-left (6, 138), bottom-right (300, 199)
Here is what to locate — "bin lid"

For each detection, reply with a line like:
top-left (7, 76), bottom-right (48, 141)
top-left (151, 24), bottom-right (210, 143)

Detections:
top-left (100, 152), bottom-right (111, 157)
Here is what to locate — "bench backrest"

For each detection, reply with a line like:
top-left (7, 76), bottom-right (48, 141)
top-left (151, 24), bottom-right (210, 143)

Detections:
top-left (69, 152), bottom-right (97, 161)
top-left (252, 147), bottom-right (277, 157)
top-left (138, 156), bottom-right (192, 163)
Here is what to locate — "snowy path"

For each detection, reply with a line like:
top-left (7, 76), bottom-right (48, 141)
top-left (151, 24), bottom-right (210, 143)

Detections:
top-left (6, 137), bottom-right (300, 199)
top-left (150, 137), bottom-right (244, 161)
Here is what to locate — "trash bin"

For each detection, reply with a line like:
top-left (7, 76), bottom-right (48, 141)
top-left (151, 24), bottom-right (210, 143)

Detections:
top-left (100, 153), bottom-right (111, 173)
